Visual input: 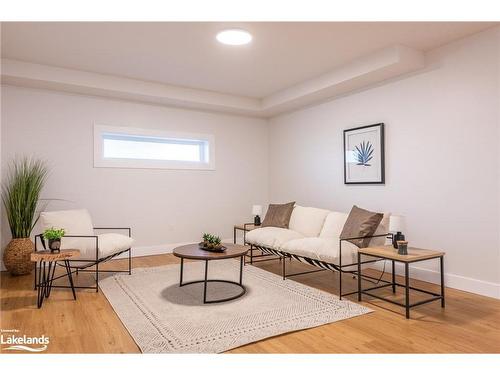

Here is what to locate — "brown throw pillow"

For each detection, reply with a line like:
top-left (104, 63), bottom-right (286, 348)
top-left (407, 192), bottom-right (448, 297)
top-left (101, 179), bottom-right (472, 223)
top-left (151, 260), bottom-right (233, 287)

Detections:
top-left (261, 202), bottom-right (296, 229)
top-left (340, 205), bottom-right (383, 248)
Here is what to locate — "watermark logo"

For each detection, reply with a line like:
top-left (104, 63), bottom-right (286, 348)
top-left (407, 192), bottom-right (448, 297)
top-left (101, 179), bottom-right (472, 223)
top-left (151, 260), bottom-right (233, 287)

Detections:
top-left (1, 329), bottom-right (49, 352)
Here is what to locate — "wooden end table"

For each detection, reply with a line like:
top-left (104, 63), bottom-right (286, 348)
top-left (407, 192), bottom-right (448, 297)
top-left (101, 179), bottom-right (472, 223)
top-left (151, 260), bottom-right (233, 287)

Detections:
top-left (173, 243), bottom-right (249, 304)
top-left (31, 249), bottom-right (80, 308)
top-left (233, 223), bottom-right (259, 244)
top-left (357, 245), bottom-right (445, 318)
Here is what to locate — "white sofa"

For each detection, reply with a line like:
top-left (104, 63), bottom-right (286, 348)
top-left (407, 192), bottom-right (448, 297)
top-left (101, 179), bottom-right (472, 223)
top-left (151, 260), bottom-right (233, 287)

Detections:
top-left (245, 205), bottom-right (390, 298)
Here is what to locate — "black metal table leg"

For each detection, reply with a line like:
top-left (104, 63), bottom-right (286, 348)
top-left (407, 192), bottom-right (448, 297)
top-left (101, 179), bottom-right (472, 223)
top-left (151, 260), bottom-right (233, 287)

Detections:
top-left (45, 261), bottom-right (56, 298)
top-left (233, 227), bottom-right (236, 244)
top-left (250, 246), bottom-right (253, 264)
top-left (177, 256), bottom-right (247, 304)
top-left (392, 260), bottom-right (396, 293)
top-left (179, 257), bottom-right (184, 286)
top-left (203, 260), bottom-right (209, 304)
top-left (440, 256), bottom-right (445, 307)
top-left (34, 262), bottom-right (37, 291)
top-left (64, 260), bottom-right (77, 300)
top-left (239, 256), bottom-right (244, 285)
top-left (357, 252), bottom-right (362, 302)
top-left (339, 266), bottom-right (343, 301)
top-left (33, 250), bottom-right (81, 308)
top-left (36, 261), bottom-right (45, 308)
top-left (128, 248), bottom-right (132, 275)
top-left (282, 255), bottom-right (286, 280)
top-left (405, 263), bottom-right (410, 319)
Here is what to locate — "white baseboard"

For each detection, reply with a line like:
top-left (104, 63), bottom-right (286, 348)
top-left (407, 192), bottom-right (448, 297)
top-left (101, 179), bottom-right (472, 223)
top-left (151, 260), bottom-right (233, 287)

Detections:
top-left (123, 242), bottom-right (500, 299)
top-left (372, 261), bottom-right (500, 300)
top-left (3, 239), bottom-right (497, 300)
top-left (115, 238), bottom-right (234, 259)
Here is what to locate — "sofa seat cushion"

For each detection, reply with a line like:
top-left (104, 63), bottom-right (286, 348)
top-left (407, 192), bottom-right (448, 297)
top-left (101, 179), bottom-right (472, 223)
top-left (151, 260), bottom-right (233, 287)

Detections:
top-left (245, 227), bottom-right (304, 249)
top-left (68, 233), bottom-right (134, 264)
top-left (288, 206), bottom-right (331, 237)
top-left (280, 237), bottom-right (359, 265)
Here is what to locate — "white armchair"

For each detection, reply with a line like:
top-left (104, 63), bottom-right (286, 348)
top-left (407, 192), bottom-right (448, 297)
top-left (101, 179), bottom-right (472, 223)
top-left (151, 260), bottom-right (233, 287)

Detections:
top-left (35, 209), bottom-right (134, 292)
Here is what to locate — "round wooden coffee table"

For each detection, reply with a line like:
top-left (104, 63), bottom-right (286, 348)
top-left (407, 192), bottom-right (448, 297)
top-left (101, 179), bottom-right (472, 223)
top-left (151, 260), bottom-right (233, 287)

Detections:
top-left (173, 243), bottom-right (249, 304)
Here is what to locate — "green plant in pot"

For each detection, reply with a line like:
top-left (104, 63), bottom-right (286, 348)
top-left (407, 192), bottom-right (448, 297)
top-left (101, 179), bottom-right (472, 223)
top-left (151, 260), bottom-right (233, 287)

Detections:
top-left (201, 233), bottom-right (224, 251)
top-left (2, 157), bottom-right (48, 275)
top-left (43, 227), bottom-right (66, 253)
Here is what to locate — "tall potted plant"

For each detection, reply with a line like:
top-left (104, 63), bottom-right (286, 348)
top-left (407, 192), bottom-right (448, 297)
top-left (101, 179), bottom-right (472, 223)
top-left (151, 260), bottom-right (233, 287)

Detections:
top-left (2, 157), bottom-right (48, 275)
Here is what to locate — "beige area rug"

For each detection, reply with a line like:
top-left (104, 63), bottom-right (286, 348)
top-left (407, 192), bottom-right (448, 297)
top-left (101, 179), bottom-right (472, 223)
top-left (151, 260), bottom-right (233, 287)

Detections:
top-left (99, 259), bottom-right (372, 353)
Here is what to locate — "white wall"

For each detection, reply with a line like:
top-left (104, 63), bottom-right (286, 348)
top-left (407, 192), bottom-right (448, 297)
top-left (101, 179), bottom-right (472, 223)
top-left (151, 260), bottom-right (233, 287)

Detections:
top-left (1, 26), bottom-right (499, 299)
top-left (268, 27), bottom-right (500, 298)
top-left (0, 87), bottom-right (268, 259)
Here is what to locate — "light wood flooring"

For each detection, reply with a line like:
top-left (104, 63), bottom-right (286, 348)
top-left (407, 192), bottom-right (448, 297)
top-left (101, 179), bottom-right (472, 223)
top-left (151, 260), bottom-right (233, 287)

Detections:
top-left (1, 253), bottom-right (499, 353)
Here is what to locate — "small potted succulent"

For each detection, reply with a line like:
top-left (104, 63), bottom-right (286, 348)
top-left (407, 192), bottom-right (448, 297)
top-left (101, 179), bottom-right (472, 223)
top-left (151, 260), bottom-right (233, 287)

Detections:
top-left (200, 233), bottom-right (226, 252)
top-left (43, 227), bottom-right (66, 253)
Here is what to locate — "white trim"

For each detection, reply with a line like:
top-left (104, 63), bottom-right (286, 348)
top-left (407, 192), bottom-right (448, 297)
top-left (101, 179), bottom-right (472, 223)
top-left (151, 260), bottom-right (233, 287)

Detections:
top-left (93, 124), bottom-right (216, 170)
top-left (1, 46), bottom-right (425, 118)
top-left (114, 238), bottom-right (234, 259)
top-left (372, 261), bottom-right (500, 300)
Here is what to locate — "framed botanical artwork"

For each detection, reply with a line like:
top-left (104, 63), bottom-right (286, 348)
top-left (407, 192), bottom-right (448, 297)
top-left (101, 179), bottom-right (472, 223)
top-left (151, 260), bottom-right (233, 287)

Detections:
top-left (343, 123), bottom-right (385, 184)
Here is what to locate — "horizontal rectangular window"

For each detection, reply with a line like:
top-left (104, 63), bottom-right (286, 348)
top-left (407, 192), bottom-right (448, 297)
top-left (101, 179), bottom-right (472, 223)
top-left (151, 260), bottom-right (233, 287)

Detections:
top-left (94, 125), bottom-right (215, 170)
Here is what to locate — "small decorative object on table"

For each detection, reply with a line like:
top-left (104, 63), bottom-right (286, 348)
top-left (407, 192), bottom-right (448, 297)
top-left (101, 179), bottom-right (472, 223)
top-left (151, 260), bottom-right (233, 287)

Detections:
top-left (389, 215), bottom-right (405, 249)
top-left (199, 233), bottom-right (227, 252)
top-left (252, 205), bottom-right (262, 226)
top-left (397, 240), bottom-right (408, 255)
top-left (43, 227), bottom-right (66, 253)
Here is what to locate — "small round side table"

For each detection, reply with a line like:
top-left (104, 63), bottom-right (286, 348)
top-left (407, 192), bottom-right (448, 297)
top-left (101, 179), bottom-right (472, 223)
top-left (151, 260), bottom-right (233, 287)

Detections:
top-left (31, 249), bottom-right (80, 308)
top-left (173, 243), bottom-right (248, 304)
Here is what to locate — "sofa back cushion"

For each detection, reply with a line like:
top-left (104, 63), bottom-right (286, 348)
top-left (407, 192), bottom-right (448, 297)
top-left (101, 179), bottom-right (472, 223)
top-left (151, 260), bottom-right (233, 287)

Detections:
top-left (40, 209), bottom-right (95, 257)
top-left (369, 212), bottom-right (391, 246)
top-left (319, 211), bottom-right (349, 238)
top-left (288, 205), bottom-right (331, 237)
top-left (261, 202), bottom-right (296, 229)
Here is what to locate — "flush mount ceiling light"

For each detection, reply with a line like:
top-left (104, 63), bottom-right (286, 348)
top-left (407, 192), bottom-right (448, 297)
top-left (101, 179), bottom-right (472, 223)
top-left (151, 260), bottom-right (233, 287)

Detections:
top-left (216, 29), bottom-right (252, 45)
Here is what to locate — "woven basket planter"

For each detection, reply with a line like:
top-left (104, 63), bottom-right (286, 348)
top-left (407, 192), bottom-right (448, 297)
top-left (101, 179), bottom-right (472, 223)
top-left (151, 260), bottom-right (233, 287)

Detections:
top-left (3, 238), bottom-right (35, 275)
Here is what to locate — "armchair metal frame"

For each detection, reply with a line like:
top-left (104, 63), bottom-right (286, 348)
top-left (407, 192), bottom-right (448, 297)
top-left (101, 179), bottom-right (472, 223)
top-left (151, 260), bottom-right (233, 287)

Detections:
top-left (34, 227), bottom-right (132, 293)
top-left (247, 233), bottom-right (393, 300)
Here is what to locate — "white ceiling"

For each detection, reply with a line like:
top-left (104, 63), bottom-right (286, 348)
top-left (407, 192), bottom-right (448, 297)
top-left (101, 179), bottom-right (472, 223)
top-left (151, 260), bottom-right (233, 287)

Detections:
top-left (1, 22), bottom-right (496, 98)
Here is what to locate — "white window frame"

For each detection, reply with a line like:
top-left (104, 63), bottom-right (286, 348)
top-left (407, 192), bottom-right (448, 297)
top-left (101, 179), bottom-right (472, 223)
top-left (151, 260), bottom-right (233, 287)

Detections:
top-left (94, 124), bottom-right (215, 170)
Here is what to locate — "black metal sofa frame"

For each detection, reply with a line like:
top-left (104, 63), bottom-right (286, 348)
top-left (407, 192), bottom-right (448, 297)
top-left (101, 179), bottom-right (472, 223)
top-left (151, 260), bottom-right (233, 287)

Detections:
top-left (248, 233), bottom-right (393, 299)
top-left (34, 227), bottom-right (132, 293)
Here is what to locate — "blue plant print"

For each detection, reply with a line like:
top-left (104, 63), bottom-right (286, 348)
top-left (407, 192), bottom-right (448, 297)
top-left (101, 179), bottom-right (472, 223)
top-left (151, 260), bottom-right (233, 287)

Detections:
top-left (354, 141), bottom-right (374, 166)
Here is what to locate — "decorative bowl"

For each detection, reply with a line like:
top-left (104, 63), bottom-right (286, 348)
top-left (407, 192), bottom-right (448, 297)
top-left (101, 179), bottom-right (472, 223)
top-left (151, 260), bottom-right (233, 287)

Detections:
top-left (198, 242), bottom-right (227, 253)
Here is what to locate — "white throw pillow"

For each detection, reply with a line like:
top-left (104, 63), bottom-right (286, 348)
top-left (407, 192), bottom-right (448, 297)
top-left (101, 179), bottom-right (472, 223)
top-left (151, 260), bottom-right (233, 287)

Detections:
top-left (319, 211), bottom-right (349, 238)
top-left (40, 209), bottom-right (96, 257)
top-left (288, 206), bottom-right (331, 237)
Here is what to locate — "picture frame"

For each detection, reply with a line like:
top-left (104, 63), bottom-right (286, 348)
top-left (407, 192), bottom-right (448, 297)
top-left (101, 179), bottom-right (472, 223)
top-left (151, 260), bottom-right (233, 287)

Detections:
top-left (343, 123), bottom-right (385, 184)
